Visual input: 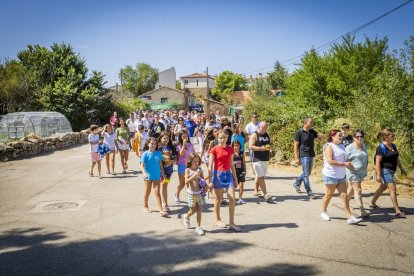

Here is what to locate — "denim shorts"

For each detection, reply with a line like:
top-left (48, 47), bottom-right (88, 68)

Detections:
top-left (323, 175), bottom-right (347, 185)
top-left (212, 170), bottom-right (235, 189)
top-left (381, 168), bottom-right (395, 184)
top-left (177, 164), bottom-right (186, 175)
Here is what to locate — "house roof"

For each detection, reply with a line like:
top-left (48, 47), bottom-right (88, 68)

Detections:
top-left (180, 73), bottom-right (215, 80)
top-left (140, 86), bottom-right (194, 97)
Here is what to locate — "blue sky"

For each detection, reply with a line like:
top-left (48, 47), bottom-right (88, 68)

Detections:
top-left (1, 0), bottom-right (413, 86)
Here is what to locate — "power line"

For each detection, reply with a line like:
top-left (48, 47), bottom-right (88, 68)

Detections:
top-left (242, 0), bottom-right (413, 76)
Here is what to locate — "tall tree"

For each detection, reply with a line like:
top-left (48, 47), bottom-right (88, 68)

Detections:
top-left (119, 63), bottom-right (159, 96)
top-left (211, 70), bottom-right (247, 101)
top-left (269, 60), bottom-right (288, 89)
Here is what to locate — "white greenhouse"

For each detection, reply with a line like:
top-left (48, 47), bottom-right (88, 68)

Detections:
top-left (0, 112), bottom-right (72, 141)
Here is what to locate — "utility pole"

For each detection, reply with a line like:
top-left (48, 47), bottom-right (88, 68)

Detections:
top-left (206, 67), bottom-right (210, 117)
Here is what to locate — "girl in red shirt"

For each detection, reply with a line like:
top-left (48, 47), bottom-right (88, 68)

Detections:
top-left (208, 130), bottom-right (240, 232)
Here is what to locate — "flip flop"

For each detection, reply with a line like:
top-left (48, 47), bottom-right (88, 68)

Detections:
top-left (143, 208), bottom-right (151, 213)
top-left (228, 225), bottom-right (241, 232)
top-left (216, 221), bottom-right (227, 228)
top-left (395, 212), bottom-right (406, 218)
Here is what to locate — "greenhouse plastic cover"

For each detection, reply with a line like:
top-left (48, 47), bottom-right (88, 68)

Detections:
top-left (0, 112), bottom-right (72, 141)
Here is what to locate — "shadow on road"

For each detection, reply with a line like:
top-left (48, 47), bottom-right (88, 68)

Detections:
top-left (0, 227), bottom-right (317, 275)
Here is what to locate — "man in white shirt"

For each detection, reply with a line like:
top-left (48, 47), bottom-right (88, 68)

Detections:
top-left (245, 112), bottom-right (261, 195)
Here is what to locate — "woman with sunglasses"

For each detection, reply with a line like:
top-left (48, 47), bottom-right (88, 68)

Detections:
top-left (173, 117), bottom-right (186, 143)
top-left (371, 128), bottom-right (407, 218)
top-left (346, 129), bottom-right (369, 218)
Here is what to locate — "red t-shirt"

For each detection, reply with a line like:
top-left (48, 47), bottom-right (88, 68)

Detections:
top-left (210, 145), bottom-right (234, 171)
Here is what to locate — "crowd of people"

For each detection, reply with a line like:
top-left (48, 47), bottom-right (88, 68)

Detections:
top-left (87, 109), bottom-right (408, 235)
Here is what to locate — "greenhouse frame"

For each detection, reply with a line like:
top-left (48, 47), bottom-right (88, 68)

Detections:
top-left (0, 112), bottom-right (72, 142)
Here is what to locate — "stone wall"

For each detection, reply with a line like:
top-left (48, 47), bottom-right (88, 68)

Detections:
top-left (0, 131), bottom-right (89, 162)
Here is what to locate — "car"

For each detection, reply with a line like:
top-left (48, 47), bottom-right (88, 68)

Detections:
top-left (189, 104), bottom-right (203, 112)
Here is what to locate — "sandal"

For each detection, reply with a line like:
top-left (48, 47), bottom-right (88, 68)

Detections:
top-left (143, 208), bottom-right (151, 213)
top-left (254, 192), bottom-right (263, 198)
top-left (369, 204), bottom-right (379, 209)
top-left (216, 221), bottom-right (227, 228)
top-left (395, 212), bottom-right (406, 218)
top-left (228, 225), bottom-right (241, 232)
top-left (160, 211), bottom-right (169, 217)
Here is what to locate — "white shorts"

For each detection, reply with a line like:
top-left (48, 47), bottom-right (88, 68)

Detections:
top-left (118, 142), bottom-right (129, 151)
top-left (253, 161), bottom-right (269, 177)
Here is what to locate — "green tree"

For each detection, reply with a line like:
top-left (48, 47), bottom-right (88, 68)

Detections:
top-left (119, 63), bottom-right (159, 96)
top-left (211, 70), bottom-right (247, 101)
top-left (269, 60), bottom-right (288, 89)
top-left (16, 43), bottom-right (112, 130)
top-left (0, 59), bottom-right (36, 114)
top-left (251, 76), bottom-right (273, 97)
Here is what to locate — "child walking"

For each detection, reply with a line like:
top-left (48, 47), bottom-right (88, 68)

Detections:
top-left (232, 140), bottom-right (246, 204)
top-left (140, 137), bottom-right (168, 217)
top-left (101, 124), bottom-right (117, 175)
top-left (174, 130), bottom-right (195, 203)
top-left (183, 153), bottom-right (207, 236)
top-left (157, 131), bottom-right (177, 212)
top-left (88, 125), bottom-right (103, 179)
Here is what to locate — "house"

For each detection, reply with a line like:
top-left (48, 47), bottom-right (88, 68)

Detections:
top-left (155, 67), bottom-right (176, 89)
top-left (139, 86), bottom-right (195, 109)
top-left (180, 73), bottom-right (215, 99)
top-left (246, 73), bottom-right (268, 87)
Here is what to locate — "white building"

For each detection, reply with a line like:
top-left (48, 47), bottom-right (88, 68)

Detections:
top-left (180, 73), bottom-right (215, 89)
top-left (155, 67), bottom-right (176, 89)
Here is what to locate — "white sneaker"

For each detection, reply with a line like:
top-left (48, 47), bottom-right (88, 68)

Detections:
top-left (320, 212), bottom-right (331, 221)
top-left (237, 199), bottom-right (246, 204)
top-left (182, 217), bottom-right (191, 229)
top-left (195, 227), bottom-right (205, 236)
top-left (347, 216), bottom-right (362, 225)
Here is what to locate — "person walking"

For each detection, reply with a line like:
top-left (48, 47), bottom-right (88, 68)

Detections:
top-left (110, 111), bottom-right (119, 129)
top-left (208, 130), bottom-right (240, 232)
top-left (320, 129), bottom-right (362, 225)
top-left (341, 123), bottom-right (353, 147)
top-left (346, 129), bottom-right (370, 217)
top-left (116, 118), bottom-right (130, 173)
top-left (292, 116), bottom-right (323, 198)
top-left (249, 122), bottom-right (273, 202)
top-left (148, 114), bottom-right (165, 139)
top-left (245, 112), bottom-right (260, 193)
top-left (371, 128), bottom-right (407, 218)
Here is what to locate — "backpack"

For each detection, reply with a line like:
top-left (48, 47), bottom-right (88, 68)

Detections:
top-left (374, 143), bottom-right (397, 164)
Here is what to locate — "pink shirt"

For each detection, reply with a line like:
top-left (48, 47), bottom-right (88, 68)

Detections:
top-left (176, 143), bottom-right (195, 164)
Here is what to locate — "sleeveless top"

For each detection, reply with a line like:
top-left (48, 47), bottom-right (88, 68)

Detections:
top-left (233, 154), bottom-right (245, 175)
top-left (253, 132), bottom-right (270, 162)
top-left (322, 142), bottom-right (346, 179)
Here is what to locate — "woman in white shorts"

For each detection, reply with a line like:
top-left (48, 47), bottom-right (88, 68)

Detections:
top-left (321, 129), bottom-right (362, 225)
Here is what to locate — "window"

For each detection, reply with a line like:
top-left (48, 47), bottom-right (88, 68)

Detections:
top-left (161, 98), bottom-right (168, 104)
top-left (184, 80), bottom-right (188, 84)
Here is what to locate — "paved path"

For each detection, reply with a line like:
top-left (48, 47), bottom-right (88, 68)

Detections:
top-left (1, 144), bottom-right (413, 275)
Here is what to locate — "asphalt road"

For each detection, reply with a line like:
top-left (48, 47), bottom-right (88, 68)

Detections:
top-left (0, 144), bottom-right (413, 275)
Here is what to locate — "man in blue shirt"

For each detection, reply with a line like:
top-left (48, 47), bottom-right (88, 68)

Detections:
top-left (184, 114), bottom-right (197, 144)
